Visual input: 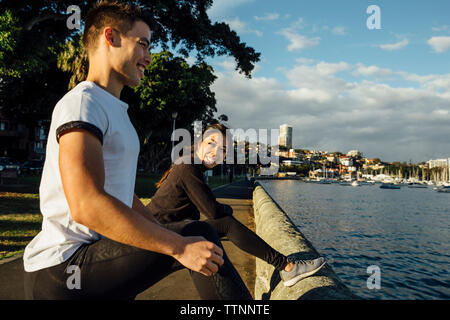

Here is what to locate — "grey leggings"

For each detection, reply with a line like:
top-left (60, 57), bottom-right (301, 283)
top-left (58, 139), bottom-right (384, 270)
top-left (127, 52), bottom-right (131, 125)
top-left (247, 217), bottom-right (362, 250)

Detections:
top-left (23, 220), bottom-right (252, 300)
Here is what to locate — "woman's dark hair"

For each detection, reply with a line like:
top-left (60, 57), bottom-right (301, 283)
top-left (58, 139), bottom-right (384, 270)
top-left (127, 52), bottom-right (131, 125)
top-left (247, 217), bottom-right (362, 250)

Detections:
top-left (155, 123), bottom-right (229, 189)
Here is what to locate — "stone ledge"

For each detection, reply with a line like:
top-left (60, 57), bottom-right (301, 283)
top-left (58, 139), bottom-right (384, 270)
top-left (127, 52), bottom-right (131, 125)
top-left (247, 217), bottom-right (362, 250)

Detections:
top-left (253, 182), bottom-right (358, 300)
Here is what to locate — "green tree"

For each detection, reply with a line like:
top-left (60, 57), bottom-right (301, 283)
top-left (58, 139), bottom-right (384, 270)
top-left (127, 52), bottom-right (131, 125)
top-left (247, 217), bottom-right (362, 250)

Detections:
top-left (279, 164), bottom-right (311, 176)
top-left (1, 0), bottom-right (259, 75)
top-left (0, 8), bottom-right (71, 119)
top-left (1, 0), bottom-right (260, 117)
top-left (371, 157), bottom-right (381, 164)
top-left (294, 149), bottom-right (307, 154)
top-left (0, 10), bottom-right (22, 78)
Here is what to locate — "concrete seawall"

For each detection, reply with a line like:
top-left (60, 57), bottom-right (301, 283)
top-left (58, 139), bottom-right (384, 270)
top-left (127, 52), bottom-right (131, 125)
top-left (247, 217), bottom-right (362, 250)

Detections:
top-left (252, 182), bottom-right (358, 300)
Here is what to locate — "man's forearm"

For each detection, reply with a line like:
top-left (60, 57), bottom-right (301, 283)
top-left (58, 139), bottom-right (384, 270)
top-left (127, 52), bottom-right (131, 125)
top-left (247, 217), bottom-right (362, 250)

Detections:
top-left (132, 194), bottom-right (161, 225)
top-left (78, 192), bottom-right (183, 257)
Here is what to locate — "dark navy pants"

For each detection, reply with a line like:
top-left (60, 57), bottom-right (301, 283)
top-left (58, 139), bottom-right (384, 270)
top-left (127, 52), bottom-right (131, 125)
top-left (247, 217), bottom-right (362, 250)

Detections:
top-left (24, 220), bottom-right (252, 300)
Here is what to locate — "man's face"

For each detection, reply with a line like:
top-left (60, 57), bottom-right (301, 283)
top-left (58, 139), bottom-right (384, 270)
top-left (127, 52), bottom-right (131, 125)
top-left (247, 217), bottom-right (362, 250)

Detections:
top-left (110, 20), bottom-right (152, 87)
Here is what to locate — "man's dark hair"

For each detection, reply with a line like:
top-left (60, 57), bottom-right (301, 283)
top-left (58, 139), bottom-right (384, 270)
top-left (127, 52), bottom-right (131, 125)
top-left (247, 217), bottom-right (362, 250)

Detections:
top-left (83, 0), bottom-right (157, 54)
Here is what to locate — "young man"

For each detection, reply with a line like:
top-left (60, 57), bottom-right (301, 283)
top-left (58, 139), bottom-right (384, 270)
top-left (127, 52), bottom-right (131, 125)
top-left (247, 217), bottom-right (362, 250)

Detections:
top-left (23, 0), bottom-right (252, 300)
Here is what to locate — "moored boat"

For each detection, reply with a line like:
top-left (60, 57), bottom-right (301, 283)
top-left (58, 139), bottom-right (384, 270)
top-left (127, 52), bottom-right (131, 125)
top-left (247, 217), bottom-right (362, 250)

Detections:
top-left (380, 183), bottom-right (401, 189)
top-left (436, 186), bottom-right (450, 193)
top-left (351, 181), bottom-right (360, 187)
top-left (407, 183), bottom-right (428, 189)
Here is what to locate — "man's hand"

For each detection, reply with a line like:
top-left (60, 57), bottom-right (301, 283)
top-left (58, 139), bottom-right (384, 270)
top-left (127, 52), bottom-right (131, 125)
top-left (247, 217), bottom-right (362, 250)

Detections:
top-left (174, 236), bottom-right (224, 276)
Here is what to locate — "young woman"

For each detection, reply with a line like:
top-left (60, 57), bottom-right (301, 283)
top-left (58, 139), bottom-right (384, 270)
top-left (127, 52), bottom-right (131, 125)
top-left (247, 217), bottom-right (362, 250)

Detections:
top-left (146, 123), bottom-right (326, 287)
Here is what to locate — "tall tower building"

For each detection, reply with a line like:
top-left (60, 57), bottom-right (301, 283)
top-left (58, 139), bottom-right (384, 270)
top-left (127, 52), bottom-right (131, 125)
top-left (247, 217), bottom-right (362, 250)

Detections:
top-left (278, 124), bottom-right (292, 149)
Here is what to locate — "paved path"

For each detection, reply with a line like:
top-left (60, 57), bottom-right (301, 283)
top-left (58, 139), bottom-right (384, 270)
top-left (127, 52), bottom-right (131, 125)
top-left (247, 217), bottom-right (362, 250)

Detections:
top-left (0, 180), bottom-right (256, 300)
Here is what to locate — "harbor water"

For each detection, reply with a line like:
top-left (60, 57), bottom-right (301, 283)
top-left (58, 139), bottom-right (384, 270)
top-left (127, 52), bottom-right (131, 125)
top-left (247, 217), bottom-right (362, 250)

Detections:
top-left (258, 180), bottom-right (450, 299)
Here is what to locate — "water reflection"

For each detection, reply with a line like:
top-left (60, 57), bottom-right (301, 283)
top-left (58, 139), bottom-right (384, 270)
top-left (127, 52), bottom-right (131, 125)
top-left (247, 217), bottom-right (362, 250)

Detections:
top-left (259, 180), bottom-right (450, 300)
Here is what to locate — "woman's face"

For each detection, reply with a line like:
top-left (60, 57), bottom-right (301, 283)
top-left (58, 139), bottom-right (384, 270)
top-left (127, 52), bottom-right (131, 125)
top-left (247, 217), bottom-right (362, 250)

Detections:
top-left (197, 131), bottom-right (226, 169)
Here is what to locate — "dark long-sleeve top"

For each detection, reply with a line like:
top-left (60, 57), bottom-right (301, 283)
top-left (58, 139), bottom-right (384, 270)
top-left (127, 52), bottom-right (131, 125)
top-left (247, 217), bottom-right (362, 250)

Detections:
top-left (146, 157), bottom-right (232, 224)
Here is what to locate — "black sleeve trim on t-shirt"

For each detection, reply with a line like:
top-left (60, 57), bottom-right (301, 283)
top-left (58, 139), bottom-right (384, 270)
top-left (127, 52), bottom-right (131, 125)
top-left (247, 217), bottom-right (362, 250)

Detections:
top-left (56, 121), bottom-right (104, 145)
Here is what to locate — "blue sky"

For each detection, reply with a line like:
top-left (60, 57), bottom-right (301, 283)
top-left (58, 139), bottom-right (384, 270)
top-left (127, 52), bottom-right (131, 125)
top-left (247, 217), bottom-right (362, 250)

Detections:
top-left (193, 0), bottom-right (450, 163)
top-left (208, 0), bottom-right (450, 79)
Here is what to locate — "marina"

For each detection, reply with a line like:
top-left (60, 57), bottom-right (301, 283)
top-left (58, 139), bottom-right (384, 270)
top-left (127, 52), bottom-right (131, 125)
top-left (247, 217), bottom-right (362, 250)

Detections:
top-left (258, 179), bottom-right (450, 299)
top-left (258, 176), bottom-right (450, 193)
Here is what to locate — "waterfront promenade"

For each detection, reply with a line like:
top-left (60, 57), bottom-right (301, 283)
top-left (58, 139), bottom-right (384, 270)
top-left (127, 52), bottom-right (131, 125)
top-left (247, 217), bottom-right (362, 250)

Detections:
top-left (0, 180), bottom-right (256, 300)
top-left (0, 179), bottom-right (357, 300)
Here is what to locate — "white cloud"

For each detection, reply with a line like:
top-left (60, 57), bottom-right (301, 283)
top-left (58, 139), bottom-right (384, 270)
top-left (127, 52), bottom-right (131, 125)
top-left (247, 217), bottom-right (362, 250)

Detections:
top-left (353, 64), bottom-right (393, 77)
top-left (399, 71), bottom-right (450, 91)
top-left (223, 17), bottom-right (262, 37)
top-left (185, 56), bottom-right (196, 66)
top-left (378, 39), bottom-right (409, 51)
top-left (207, 0), bottom-right (254, 20)
top-left (217, 59), bottom-right (238, 72)
top-left (427, 36), bottom-right (450, 53)
top-left (283, 62), bottom-right (351, 98)
top-left (278, 29), bottom-right (320, 51)
top-left (290, 17), bottom-right (305, 30)
top-left (332, 26), bottom-right (347, 36)
top-left (223, 17), bottom-right (247, 32)
top-left (433, 109), bottom-right (449, 116)
top-left (295, 57), bottom-right (316, 65)
top-left (398, 72), bottom-right (435, 83)
top-left (315, 62), bottom-right (350, 76)
top-left (211, 60), bottom-right (450, 162)
top-left (432, 25), bottom-right (450, 32)
top-left (254, 13), bottom-right (279, 21)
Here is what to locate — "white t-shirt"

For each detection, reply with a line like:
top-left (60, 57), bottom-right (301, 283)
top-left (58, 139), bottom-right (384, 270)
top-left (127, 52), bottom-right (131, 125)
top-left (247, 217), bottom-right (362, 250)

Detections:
top-left (24, 81), bottom-right (140, 272)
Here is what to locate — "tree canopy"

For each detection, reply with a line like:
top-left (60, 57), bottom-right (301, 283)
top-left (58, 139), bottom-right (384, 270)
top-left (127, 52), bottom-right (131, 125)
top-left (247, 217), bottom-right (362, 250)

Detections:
top-left (0, 0), bottom-right (260, 118)
top-left (0, 0), bottom-right (260, 79)
top-left (0, 0), bottom-right (260, 170)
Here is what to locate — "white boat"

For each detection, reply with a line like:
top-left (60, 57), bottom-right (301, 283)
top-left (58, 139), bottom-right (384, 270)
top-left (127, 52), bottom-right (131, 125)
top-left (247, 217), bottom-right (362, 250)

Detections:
top-left (436, 186), bottom-right (450, 193)
top-left (351, 181), bottom-right (360, 187)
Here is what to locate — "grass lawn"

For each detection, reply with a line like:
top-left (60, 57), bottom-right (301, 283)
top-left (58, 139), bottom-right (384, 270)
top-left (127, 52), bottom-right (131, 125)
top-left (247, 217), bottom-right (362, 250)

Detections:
top-left (0, 173), bottom-right (238, 260)
top-left (0, 192), bottom-right (42, 260)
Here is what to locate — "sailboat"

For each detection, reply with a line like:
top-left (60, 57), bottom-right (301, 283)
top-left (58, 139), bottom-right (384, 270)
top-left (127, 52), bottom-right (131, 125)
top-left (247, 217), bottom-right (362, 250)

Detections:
top-left (319, 162), bottom-right (331, 183)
